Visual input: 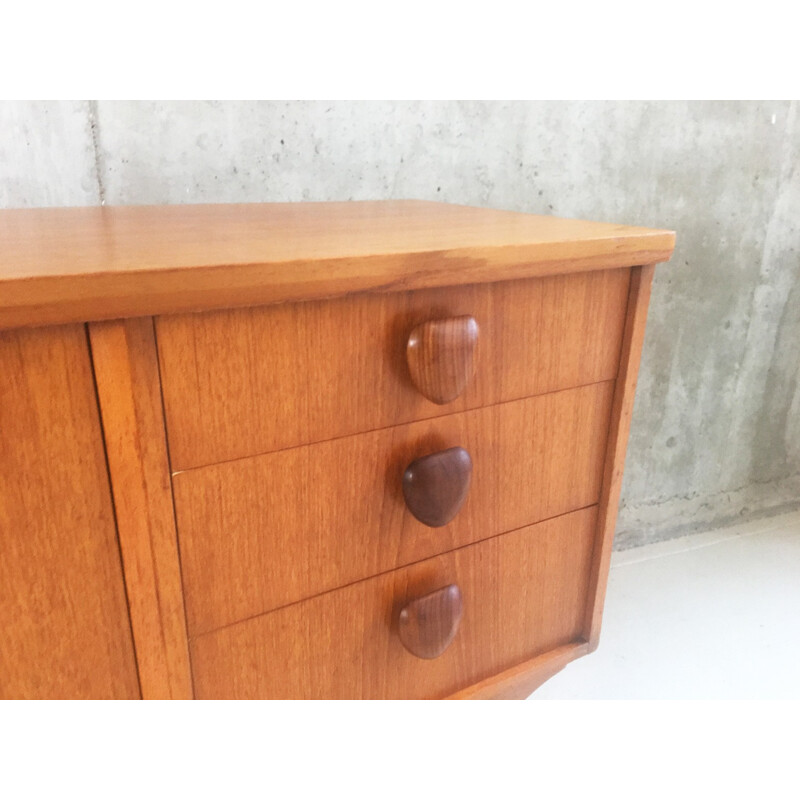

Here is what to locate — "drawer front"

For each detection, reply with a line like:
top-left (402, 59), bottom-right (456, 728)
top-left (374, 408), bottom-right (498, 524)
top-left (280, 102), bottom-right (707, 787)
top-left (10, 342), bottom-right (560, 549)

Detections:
top-left (157, 269), bottom-right (630, 470)
top-left (190, 506), bottom-right (597, 699)
top-left (174, 381), bottom-right (614, 635)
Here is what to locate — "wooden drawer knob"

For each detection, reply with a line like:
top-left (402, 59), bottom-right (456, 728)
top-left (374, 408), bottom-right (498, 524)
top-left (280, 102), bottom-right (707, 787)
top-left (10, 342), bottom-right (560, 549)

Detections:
top-left (398, 584), bottom-right (463, 659)
top-left (402, 446), bottom-right (472, 527)
top-left (407, 315), bottom-right (479, 404)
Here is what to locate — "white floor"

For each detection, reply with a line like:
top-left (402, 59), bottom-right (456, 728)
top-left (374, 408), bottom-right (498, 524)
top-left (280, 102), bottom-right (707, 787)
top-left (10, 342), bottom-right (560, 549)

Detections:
top-left (531, 509), bottom-right (800, 699)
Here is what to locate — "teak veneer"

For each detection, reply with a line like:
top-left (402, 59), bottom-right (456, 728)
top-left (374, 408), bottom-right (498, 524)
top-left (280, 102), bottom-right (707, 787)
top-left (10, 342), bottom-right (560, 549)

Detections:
top-left (173, 382), bottom-right (613, 635)
top-left (156, 268), bottom-right (629, 469)
top-left (190, 508), bottom-right (598, 700)
top-left (0, 326), bottom-right (139, 699)
top-left (0, 201), bottom-right (672, 330)
top-left (0, 200), bottom-right (674, 699)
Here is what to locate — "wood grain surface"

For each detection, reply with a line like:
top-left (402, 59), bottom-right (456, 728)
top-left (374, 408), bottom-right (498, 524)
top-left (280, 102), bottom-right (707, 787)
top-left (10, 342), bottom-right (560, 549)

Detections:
top-left (448, 641), bottom-right (591, 699)
top-left (583, 264), bottom-right (656, 649)
top-left (0, 201), bottom-right (674, 329)
top-left (0, 325), bottom-right (140, 699)
top-left (173, 381), bottom-right (614, 635)
top-left (89, 318), bottom-right (194, 699)
top-left (157, 269), bottom-right (630, 469)
top-left (190, 507), bottom-right (597, 699)
top-left (0, 200), bottom-right (672, 701)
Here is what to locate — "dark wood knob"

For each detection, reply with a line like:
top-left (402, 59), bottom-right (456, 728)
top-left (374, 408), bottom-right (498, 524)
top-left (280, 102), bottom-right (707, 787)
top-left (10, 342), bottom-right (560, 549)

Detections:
top-left (402, 446), bottom-right (472, 527)
top-left (407, 315), bottom-right (479, 404)
top-left (398, 584), bottom-right (463, 659)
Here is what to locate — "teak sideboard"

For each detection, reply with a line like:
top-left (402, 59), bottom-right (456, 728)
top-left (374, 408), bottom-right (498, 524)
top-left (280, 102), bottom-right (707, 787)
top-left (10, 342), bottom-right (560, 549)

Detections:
top-left (0, 200), bottom-right (675, 699)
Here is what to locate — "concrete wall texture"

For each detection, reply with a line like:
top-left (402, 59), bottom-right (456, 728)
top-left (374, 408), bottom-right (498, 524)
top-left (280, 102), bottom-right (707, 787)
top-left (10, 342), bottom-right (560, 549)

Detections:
top-left (2, 100), bottom-right (798, 548)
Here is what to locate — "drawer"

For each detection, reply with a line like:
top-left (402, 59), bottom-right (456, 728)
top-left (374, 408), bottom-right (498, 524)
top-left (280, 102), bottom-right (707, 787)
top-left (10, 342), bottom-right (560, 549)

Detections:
top-left (157, 269), bottom-right (630, 469)
top-left (190, 506), bottom-right (597, 699)
top-left (174, 381), bottom-right (614, 635)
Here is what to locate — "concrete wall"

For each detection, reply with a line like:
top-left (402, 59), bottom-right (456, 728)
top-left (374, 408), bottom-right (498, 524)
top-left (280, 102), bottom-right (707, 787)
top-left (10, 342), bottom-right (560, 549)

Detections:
top-left (2, 100), bottom-right (798, 548)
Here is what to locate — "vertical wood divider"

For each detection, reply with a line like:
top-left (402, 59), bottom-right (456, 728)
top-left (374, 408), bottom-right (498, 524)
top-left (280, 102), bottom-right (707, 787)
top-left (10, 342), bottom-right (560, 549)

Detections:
top-left (89, 317), bottom-right (193, 699)
top-left (583, 264), bottom-right (656, 649)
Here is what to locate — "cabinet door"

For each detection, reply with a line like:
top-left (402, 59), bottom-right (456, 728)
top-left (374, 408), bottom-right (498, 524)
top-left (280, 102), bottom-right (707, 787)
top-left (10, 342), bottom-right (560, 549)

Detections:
top-left (0, 325), bottom-right (139, 699)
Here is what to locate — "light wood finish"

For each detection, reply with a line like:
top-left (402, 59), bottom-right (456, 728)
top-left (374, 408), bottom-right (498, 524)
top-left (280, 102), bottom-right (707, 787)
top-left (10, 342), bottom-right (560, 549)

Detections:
top-left (398, 585), bottom-right (464, 659)
top-left (0, 201), bottom-right (674, 330)
top-left (0, 325), bottom-right (139, 699)
top-left (448, 641), bottom-right (591, 699)
top-left (0, 201), bottom-right (674, 700)
top-left (174, 382), bottom-right (614, 635)
top-left (89, 318), bottom-right (194, 699)
top-left (190, 507), bottom-right (597, 700)
top-left (583, 265), bottom-right (656, 649)
top-left (402, 446), bottom-right (473, 527)
top-left (407, 315), bottom-right (479, 404)
top-left (157, 269), bottom-right (630, 469)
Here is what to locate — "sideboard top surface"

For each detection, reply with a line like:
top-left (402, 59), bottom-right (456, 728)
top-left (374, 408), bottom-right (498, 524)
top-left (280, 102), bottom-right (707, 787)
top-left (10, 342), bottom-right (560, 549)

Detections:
top-left (0, 200), bottom-right (675, 329)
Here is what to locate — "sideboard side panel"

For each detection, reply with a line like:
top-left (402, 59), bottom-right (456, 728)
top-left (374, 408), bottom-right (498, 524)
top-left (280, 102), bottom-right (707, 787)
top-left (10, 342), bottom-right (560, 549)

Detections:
top-left (583, 264), bottom-right (656, 649)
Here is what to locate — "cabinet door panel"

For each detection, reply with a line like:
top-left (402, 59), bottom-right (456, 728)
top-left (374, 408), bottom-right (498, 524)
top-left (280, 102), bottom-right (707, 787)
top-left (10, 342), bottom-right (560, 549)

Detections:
top-left (0, 325), bottom-right (139, 699)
